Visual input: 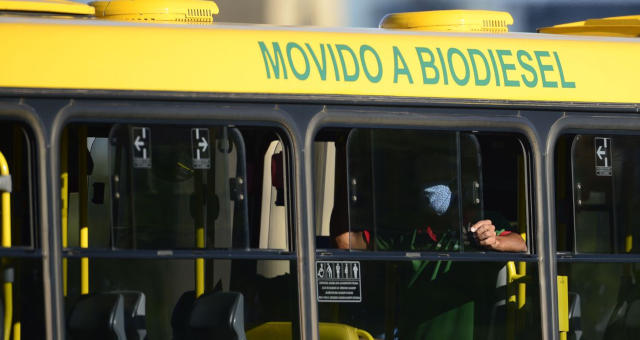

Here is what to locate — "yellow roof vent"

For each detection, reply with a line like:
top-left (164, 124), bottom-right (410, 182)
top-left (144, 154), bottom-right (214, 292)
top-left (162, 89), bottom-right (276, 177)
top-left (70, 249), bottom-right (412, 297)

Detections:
top-left (0, 0), bottom-right (94, 16)
top-left (380, 10), bottom-right (513, 33)
top-left (538, 15), bottom-right (640, 37)
top-left (90, 0), bottom-right (219, 23)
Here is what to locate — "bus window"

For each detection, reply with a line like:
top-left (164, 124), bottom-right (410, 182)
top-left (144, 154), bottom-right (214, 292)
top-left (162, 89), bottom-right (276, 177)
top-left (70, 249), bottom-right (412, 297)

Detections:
top-left (315, 128), bottom-right (530, 253)
top-left (314, 127), bottom-right (538, 340)
top-left (0, 122), bottom-right (44, 339)
top-left (62, 123), bottom-right (297, 340)
top-left (556, 133), bottom-right (640, 340)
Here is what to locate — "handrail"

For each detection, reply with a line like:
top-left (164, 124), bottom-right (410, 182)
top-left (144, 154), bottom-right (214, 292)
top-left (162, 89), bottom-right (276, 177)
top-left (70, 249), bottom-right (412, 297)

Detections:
top-left (557, 276), bottom-right (569, 340)
top-left (61, 130), bottom-right (69, 297)
top-left (78, 127), bottom-right (89, 295)
top-left (0, 151), bottom-right (14, 340)
top-left (0, 151), bottom-right (11, 248)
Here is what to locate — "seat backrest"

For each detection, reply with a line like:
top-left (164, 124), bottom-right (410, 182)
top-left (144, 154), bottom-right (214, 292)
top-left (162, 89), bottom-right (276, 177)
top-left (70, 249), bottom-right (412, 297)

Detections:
top-left (189, 291), bottom-right (246, 340)
top-left (171, 290), bottom-right (196, 340)
top-left (113, 290), bottom-right (147, 340)
top-left (67, 293), bottom-right (126, 340)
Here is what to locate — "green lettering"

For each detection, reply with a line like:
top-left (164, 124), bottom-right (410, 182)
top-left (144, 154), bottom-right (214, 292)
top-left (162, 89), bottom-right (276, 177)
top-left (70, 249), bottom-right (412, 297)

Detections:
top-left (535, 51), bottom-right (558, 88)
top-left (436, 48), bottom-right (449, 85)
top-left (416, 47), bottom-right (439, 84)
top-left (327, 44), bottom-right (340, 81)
top-left (360, 45), bottom-right (382, 83)
top-left (487, 50), bottom-right (500, 86)
top-left (447, 48), bottom-right (470, 86)
top-left (554, 52), bottom-right (576, 88)
top-left (336, 44), bottom-right (359, 82)
top-left (258, 41), bottom-right (288, 79)
top-left (497, 50), bottom-right (519, 87)
top-left (468, 49), bottom-right (490, 86)
top-left (393, 46), bottom-right (413, 84)
top-left (286, 42), bottom-right (310, 80)
top-left (517, 50), bottom-right (538, 88)
top-left (305, 43), bottom-right (327, 81)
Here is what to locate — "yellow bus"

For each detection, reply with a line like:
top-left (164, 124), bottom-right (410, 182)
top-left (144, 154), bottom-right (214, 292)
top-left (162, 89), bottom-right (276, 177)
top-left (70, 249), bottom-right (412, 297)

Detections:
top-left (1, 0), bottom-right (640, 339)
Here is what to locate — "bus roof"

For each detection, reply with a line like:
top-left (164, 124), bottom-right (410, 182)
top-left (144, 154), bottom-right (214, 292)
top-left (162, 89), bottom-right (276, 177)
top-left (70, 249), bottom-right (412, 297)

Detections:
top-left (1, 16), bottom-right (639, 106)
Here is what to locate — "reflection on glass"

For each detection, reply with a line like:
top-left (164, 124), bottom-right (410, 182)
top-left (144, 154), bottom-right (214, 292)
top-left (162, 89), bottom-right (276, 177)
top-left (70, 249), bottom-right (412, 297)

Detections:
top-left (65, 124), bottom-right (292, 251)
top-left (323, 128), bottom-right (529, 253)
top-left (318, 261), bottom-right (540, 340)
top-left (66, 258), bottom-right (299, 340)
top-left (559, 262), bottom-right (640, 340)
top-left (567, 135), bottom-right (640, 253)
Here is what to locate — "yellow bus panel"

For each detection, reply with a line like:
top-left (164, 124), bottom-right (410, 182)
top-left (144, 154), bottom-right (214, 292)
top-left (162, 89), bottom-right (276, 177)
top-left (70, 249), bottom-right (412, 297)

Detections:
top-left (1, 19), bottom-right (640, 104)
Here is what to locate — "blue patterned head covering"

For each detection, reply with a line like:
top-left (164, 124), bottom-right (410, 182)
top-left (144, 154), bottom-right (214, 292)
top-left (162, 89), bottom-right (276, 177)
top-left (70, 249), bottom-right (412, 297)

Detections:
top-left (423, 184), bottom-right (452, 216)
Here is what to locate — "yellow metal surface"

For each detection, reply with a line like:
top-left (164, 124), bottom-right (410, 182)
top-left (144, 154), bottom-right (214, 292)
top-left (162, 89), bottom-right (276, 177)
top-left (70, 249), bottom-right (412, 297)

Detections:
top-left (80, 227), bottom-right (88, 294)
top-left (3, 282), bottom-right (11, 340)
top-left (0, 0), bottom-right (94, 15)
top-left (539, 15), bottom-right (640, 37)
top-left (247, 321), bottom-right (374, 340)
top-left (0, 152), bottom-right (9, 248)
top-left (12, 322), bottom-right (19, 340)
top-left (380, 10), bottom-right (513, 33)
top-left (91, 0), bottom-right (218, 23)
top-left (61, 130), bottom-right (68, 296)
top-left (557, 275), bottom-right (569, 334)
top-left (195, 227), bottom-right (204, 297)
top-left (1, 20), bottom-right (640, 104)
top-left (78, 127), bottom-right (89, 295)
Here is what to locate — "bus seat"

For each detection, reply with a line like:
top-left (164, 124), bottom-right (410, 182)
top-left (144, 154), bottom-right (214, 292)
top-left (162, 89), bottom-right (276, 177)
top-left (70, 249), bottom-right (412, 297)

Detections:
top-left (604, 298), bottom-right (640, 339)
top-left (112, 291), bottom-right (147, 340)
top-left (67, 293), bottom-right (126, 340)
top-left (188, 291), bottom-right (246, 340)
top-left (487, 265), bottom-right (507, 339)
top-left (247, 321), bottom-right (374, 340)
top-left (567, 292), bottom-right (583, 340)
top-left (171, 290), bottom-right (196, 340)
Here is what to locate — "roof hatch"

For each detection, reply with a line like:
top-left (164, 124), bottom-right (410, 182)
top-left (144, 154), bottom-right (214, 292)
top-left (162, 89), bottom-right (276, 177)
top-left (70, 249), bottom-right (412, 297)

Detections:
top-left (90, 0), bottom-right (219, 23)
top-left (538, 15), bottom-right (640, 37)
top-left (380, 10), bottom-right (513, 33)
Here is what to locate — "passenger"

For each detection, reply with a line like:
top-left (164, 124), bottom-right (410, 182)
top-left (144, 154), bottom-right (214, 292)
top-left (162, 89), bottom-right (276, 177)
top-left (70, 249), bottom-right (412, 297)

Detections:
top-left (333, 183), bottom-right (527, 252)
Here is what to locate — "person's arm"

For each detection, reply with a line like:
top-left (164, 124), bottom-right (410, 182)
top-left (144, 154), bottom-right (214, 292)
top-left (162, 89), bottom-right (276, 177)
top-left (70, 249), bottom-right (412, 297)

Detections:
top-left (470, 219), bottom-right (527, 252)
top-left (334, 231), bottom-right (368, 250)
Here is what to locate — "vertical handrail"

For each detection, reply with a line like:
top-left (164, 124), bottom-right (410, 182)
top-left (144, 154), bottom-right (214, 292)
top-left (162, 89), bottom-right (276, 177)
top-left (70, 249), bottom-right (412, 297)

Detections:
top-left (557, 276), bottom-right (569, 340)
top-left (194, 163), bottom-right (206, 298)
top-left (78, 127), bottom-right (89, 295)
top-left (61, 130), bottom-right (69, 297)
top-left (0, 151), bottom-right (13, 340)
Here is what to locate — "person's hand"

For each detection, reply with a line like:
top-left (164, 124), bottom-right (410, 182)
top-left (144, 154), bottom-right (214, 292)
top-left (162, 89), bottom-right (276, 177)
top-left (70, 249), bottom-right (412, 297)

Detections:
top-left (470, 219), bottom-right (527, 252)
top-left (470, 219), bottom-right (499, 250)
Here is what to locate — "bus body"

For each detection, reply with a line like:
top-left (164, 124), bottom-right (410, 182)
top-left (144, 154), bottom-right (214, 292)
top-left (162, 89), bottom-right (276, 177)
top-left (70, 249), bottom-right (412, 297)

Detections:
top-left (1, 1), bottom-right (640, 340)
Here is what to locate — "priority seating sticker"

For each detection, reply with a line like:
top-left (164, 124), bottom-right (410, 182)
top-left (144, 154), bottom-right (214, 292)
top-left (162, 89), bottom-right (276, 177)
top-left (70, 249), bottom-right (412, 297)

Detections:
top-left (316, 261), bottom-right (361, 303)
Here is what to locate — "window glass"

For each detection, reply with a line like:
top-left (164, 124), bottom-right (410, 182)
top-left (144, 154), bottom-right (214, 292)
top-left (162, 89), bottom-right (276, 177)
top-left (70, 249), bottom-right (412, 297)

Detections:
top-left (555, 133), bottom-right (640, 340)
top-left (313, 127), bottom-right (537, 340)
top-left (315, 128), bottom-right (530, 253)
top-left (557, 134), bottom-right (640, 253)
top-left (66, 258), bottom-right (299, 340)
top-left (62, 123), bottom-right (298, 340)
top-left (557, 262), bottom-right (640, 340)
top-left (0, 123), bottom-right (37, 248)
top-left (0, 122), bottom-right (44, 338)
top-left (315, 260), bottom-right (540, 340)
top-left (63, 124), bottom-right (292, 251)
